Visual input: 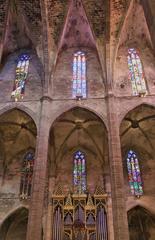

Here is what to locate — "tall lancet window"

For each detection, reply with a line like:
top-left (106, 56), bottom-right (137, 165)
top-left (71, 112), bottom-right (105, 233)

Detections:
top-left (128, 48), bottom-right (147, 96)
top-left (73, 150), bottom-right (86, 194)
top-left (127, 150), bottom-right (143, 197)
top-left (11, 54), bottom-right (30, 101)
top-left (72, 51), bottom-right (86, 99)
top-left (20, 151), bottom-right (34, 199)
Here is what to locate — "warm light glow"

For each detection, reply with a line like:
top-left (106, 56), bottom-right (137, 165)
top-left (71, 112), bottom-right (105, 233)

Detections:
top-left (72, 51), bottom-right (86, 99)
top-left (127, 150), bottom-right (143, 197)
top-left (11, 54), bottom-right (30, 101)
top-left (128, 48), bottom-right (147, 96)
top-left (73, 150), bottom-right (86, 194)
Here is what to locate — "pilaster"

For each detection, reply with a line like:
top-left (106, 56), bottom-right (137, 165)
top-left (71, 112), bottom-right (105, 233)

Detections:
top-left (26, 97), bottom-right (51, 240)
top-left (107, 95), bottom-right (129, 240)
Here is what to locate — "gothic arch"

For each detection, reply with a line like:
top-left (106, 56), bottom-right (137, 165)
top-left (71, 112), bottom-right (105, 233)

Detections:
top-left (113, 0), bottom-right (154, 96)
top-left (0, 105), bottom-right (38, 129)
top-left (114, 0), bottom-right (153, 67)
top-left (0, 207), bottom-right (29, 240)
top-left (119, 102), bottom-right (155, 126)
top-left (127, 203), bottom-right (155, 216)
top-left (128, 206), bottom-right (155, 240)
top-left (120, 104), bottom-right (155, 201)
top-left (0, 108), bottom-right (37, 199)
top-left (49, 105), bottom-right (108, 132)
top-left (48, 107), bottom-right (108, 193)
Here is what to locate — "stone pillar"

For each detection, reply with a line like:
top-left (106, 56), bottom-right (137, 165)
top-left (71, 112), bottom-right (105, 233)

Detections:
top-left (107, 96), bottom-right (129, 240)
top-left (142, 0), bottom-right (155, 51)
top-left (0, 0), bottom-right (9, 64)
top-left (26, 97), bottom-right (51, 240)
top-left (45, 177), bottom-right (55, 240)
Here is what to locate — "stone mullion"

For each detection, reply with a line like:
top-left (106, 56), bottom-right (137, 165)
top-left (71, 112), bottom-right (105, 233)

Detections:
top-left (108, 96), bottom-right (129, 240)
top-left (26, 99), bottom-right (51, 240)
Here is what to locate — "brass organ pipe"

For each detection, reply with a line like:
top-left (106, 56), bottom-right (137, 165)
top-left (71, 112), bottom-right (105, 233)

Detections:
top-left (100, 208), bottom-right (104, 240)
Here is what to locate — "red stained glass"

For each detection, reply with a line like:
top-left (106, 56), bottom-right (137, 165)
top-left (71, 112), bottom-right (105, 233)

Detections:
top-left (127, 150), bottom-right (143, 197)
top-left (128, 48), bottom-right (147, 96)
top-left (73, 150), bottom-right (86, 194)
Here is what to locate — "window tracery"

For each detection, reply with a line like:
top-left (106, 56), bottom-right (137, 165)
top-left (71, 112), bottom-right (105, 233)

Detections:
top-left (127, 150), bottom-right (143, 197)
top-left (73, 150), bottom-right (86, 194)
top-left (20, 151), bottom-right (34, 199)
top-left (11, 54), bottom-right (30, 101)
top-left (72, 51), bottom-right (86, 99)
top-left (127, 48), bottom-right (147, 96)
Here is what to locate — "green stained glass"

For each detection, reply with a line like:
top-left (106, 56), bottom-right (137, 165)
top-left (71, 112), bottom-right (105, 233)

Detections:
top-left (128, 48), bottom-right (147, 96)
top-left (73, 150), bottom-right (86, 194)
top-left (127, 150), bottom-right (143, 197)
top-left (11, 54), bottom-right (30, 101)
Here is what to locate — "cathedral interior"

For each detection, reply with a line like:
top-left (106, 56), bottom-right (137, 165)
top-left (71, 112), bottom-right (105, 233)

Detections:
top-left (0, 0), bottom-right (155, 240)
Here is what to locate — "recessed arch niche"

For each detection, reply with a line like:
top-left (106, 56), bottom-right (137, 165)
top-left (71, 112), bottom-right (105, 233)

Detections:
top-left (120, 104), bottom-right (155, 198)
top-left (48, 107), bottom-right (108, 193)
top-left (0, 207), bottom-right (28, 240)
top-left (0, 108), bottom-right (37, 197)
top-left (48, 107), bottom-right (109, 240)
top-left (128, 206), bottom-right (155, 240)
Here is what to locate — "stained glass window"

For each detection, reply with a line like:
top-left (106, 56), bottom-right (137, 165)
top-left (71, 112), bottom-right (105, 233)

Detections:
top-left (128, 48), bottom-right (147, 96)
top-left (11, 54), bottom-right (30, 101)
top-left (73, 150), bottom-right (86, 194)
top-left (127, 150), bottom-right (143, 197)
top-left (72, 51), bottom-right (86, 99)
top-left (20, 151), bottom-right (34, 199)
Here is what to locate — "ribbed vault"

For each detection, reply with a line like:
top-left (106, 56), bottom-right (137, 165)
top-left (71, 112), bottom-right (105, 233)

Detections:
top-left (0, 109), bottom-right (36, 179)
top-left (48, 107), bottom-right (108, 193)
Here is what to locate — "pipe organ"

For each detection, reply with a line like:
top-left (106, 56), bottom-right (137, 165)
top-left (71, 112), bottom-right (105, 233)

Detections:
top-left (51, 185), bottom-right (108, 240)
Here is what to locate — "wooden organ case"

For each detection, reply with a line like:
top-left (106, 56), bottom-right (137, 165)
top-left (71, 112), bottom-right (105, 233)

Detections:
top-left (51, 185), bottom-right (108, 240)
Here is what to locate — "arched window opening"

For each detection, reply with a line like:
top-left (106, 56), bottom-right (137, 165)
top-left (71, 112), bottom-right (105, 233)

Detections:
top-left (73, 150), bottom-right (86, 194)
top-left (127, 48), bottom-right (147, 96)
top-left (11, 54), bottom-right (30, 101)
top-left (127, 150), bottom-right (143, 197)
top-left (20, 151), bottom-right (34, 199)
top-left (72, 51), bottom-right (86, 99)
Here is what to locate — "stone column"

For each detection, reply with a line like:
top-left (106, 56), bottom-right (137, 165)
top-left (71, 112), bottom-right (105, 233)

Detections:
top-left (142, 0), bottom-right (155, 51)
top-left (26, 97), bottom-right (51, 240)
top-left (45, 177), bottom-right (56, 240)
top-left (107, 95), bottom-right (129, 240)
top-left (0, 0), bottom-right (9, 63)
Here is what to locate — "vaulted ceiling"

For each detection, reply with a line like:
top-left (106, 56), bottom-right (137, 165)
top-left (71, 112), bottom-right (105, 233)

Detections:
top-left (48, 107), bottom-right (108, 192)
top-left (0, 0), bottom-right (155, 87)
top-left (120, 104), bottom-right (155, 158)
top-left (0, 109), bottom-right (37, 175)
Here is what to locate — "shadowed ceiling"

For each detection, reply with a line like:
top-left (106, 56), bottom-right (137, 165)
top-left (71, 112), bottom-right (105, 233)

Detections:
top-left (120, 105), bottom-right (155, 158)
top-left (128, 206), bottom-right (155, 240)
top-left (48, 108), bottom-right (108, 191)
top-left (0, 208), bottom-right (28, 240)
top-left (0, 109), bottom-right (36, 176)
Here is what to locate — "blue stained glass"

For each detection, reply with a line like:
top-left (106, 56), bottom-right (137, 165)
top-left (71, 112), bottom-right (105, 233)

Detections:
top-left (128, 48), bottom-right (147, 96)
top-left (73, 150), bottom-right (86, 194)
top-left (127, 150), bottom-right (143, 197)
top-left (11, 54), bottom-right (30, 101)
top-left (72, 51), bottom-right (86, 98)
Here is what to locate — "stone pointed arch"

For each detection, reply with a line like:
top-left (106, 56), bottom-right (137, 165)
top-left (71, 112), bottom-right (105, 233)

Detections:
top-left (128, 206), bottom-right (155, 240)
top-left (0, 207), bottom-right (29, 240)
